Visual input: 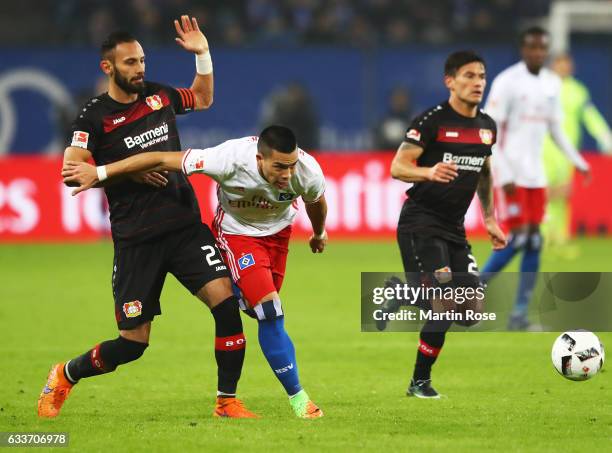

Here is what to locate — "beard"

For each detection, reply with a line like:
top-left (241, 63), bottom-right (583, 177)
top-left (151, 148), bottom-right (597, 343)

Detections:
top-left (113, 69), bottom-right (145, 95)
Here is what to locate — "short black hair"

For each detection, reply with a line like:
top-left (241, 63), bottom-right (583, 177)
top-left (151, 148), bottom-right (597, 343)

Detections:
top-left (520, 26), bottom-right (549, 46)
top-left (101, 31), bottom-right (137, 59)
top-left (258, 125), bottom-right (297, 155)
top-left (444, 50), bottom-right (485, 76)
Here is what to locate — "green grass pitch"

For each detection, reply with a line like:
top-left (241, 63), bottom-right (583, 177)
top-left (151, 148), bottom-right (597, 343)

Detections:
top-left (1, 238), bottom-right (610, 451)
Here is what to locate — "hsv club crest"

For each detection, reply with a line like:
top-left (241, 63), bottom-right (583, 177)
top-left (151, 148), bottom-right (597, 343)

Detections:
top-left (145, 95), bottom-right (163, 111)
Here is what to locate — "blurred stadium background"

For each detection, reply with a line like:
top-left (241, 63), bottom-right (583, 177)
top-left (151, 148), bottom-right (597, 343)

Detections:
top-left (0, 0), bottom-right (611, 241)
top-left (1, 1), bottom-right (611, 451)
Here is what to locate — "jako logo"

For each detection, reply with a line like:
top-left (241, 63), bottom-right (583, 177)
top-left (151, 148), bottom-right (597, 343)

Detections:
top-left (274, 363), bottom-right (294, 374)
top-left (113, 116), bottom-right (126, 125)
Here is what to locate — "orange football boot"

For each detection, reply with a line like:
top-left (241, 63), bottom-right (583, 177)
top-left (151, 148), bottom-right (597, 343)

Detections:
top-left (37, 363), bottom-right (74, 418)
top-left (213, 397), bottom-right (259, 418)
top-left (301, 400), bottom-right (324, 419)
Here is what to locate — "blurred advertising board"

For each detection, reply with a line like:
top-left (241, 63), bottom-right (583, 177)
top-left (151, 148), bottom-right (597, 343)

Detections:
top-left (0, 153), bottom-right (609, 241)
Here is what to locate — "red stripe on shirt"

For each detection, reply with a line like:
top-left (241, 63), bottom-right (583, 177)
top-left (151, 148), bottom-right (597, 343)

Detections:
top-left (102, 91), bottom-right (170, 133)
top-left (177, 88), bottom-right (187, 108)
top-left (178, 88), bottom-right (195, 109)
top-left (436, 126), bottom-right (494, 145)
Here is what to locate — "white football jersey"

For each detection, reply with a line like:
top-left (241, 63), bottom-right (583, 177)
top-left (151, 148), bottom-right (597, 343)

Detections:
top-left (486, 61), bottom-right (588, 188)
top-left (182, 136), bottom-right (326, 236)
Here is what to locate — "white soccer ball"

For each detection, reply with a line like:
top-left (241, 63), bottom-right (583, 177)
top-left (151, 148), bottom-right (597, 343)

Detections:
top-left (551, 331), bottom-right (605, 381)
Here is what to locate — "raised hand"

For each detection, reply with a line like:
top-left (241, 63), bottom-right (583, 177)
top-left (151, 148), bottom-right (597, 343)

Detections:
top-left (174, 15), bottom-right (209, 55)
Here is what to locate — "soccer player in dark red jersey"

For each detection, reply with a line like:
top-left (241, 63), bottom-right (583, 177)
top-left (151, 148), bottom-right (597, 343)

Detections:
top-left (388, 51), bottom-right (507, 398)
top-left (38, 16), bottom-right (257, 418)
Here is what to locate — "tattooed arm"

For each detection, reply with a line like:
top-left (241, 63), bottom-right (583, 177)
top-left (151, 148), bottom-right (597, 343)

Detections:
top-left (477, 157), bottom-right (507, 249)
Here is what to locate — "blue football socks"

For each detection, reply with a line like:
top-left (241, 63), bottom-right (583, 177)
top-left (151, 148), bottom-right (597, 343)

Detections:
top-left (257, 304), bottom-right (302, 396)
top-left (513, 233), bottom-right (541, 317)
top-left (481, 233), bottom-right (525, 284)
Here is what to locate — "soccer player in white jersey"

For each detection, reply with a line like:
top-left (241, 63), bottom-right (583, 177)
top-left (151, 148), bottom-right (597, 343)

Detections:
top-left (62, 125), bottom-right (327, 419)
top-left (481, 27), bottom-right (591, 329)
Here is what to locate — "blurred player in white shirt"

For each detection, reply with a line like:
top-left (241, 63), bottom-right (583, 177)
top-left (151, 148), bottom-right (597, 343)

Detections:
top-left (63, 126), bottom-right (327, 419)
top-left (482, 27), bottom-right (591, 329)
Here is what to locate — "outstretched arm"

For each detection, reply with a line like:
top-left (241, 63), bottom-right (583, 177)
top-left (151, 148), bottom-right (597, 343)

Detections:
top-left (477, 157), bottom-right (506, 250)
top-left (62, 151), bottom-right (186, 195)
top-left (174, 15), bottom-right (213, 110)
top-left (63, 146), bottom-right (168, 189)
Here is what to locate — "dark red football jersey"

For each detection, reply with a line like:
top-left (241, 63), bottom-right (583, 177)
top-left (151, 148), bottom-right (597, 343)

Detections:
top-left (68, 82), bottom-right (201, 246)
top-left (398, 101), bottom-right (497, 243)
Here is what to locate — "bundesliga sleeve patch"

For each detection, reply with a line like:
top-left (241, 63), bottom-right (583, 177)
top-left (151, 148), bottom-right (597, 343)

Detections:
top-left (182, 149), bottom-right (205, 175)
top-left (406, 129), bottom-right (421, 141)
top-left (71, 131), bottom-right (89, 149)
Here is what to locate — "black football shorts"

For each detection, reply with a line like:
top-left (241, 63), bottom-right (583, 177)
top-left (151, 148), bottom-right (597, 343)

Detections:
top-left (397, 231), bottom-right (480, 289)
top-left (112, 223), bottom-right (229, 330)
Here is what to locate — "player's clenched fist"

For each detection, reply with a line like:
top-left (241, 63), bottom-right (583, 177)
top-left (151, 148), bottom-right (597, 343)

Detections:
top-left (427, 162), bottom-right (459, 183)
top-left (309, 231), bottom-right (328, 254)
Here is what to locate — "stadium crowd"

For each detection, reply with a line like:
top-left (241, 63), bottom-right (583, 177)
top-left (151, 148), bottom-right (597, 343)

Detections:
top-left (2, 0), bottom-right (552, 47)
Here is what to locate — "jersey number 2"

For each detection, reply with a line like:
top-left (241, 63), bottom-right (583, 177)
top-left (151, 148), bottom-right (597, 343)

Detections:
top-left (201, 245), bottom-right (221, 266)
top-left (467, 254), bottom-right (479, 275)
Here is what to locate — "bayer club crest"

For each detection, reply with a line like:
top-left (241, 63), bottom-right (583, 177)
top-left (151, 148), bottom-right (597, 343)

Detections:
top-left (479, 128), bottom-right (493, 145)
top-left (145, 94), bottom-right (163, 111)
top-left (123, 300), bottom-right (143, 318)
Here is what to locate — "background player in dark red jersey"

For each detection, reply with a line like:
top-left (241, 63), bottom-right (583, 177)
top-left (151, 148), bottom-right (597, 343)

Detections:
top-left (38, 16), bottom-right (257, 418)
top-left (388, 51), bottom-right (506, 398)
